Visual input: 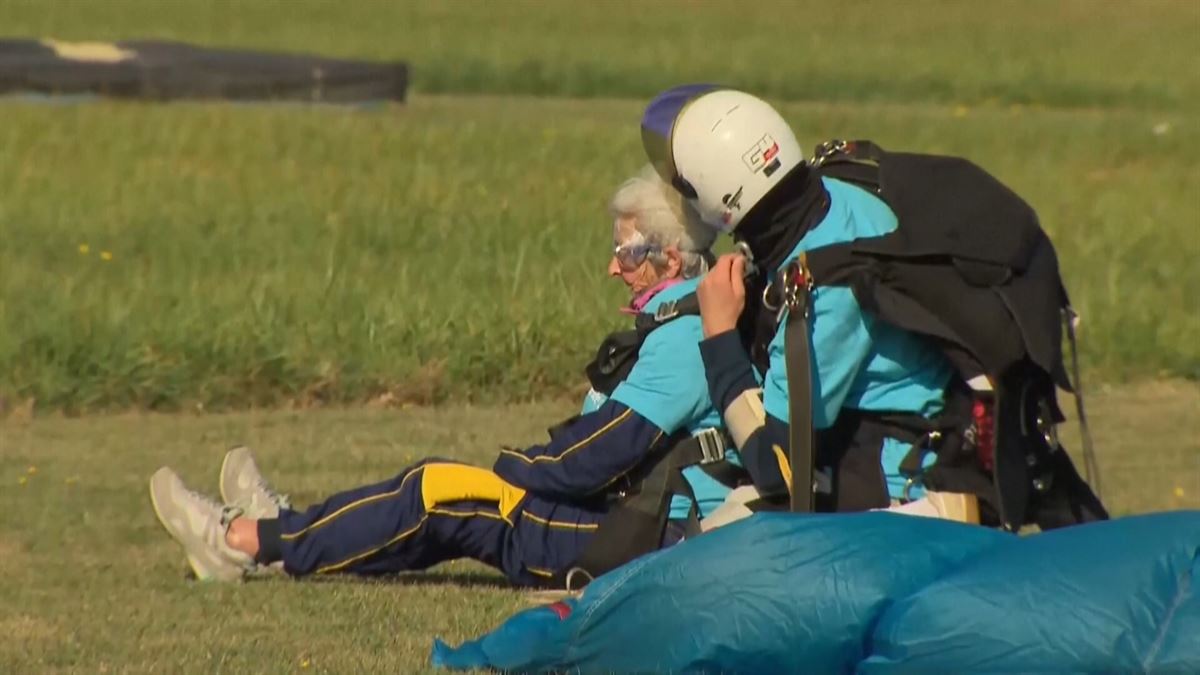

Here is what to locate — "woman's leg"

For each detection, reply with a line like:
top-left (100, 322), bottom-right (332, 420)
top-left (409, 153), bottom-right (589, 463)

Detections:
top-left (231, 460), bottom-right (528, 577)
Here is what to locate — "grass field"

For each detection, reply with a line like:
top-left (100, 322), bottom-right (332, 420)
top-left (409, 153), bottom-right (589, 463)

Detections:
top-left (2, 93), bottom-right (1196, 411)
top-left (1, 0), bottom-right (1196, 110)
top-left (1, 382), bottom-right (1197, 673)
top-left (1, 0), bottom-right (1198, 412)
top-left (0, 2), bottom-right (1197, 671)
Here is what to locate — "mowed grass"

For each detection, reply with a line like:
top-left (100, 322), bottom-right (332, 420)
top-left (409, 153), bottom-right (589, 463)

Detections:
top-left (2, 94), bottom-right (1197, 411)
top-left (0, 3), bottom-right (1196, 673)
top-left (1, 0), bottom-right (1198, 411)
top-left (1, 382), bottom-right (1197, 673)
top-left (0, 0), bottom-right (1197, 111)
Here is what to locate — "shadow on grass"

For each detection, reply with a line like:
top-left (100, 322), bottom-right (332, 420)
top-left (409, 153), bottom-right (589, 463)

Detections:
top-left (237, 569), bottom-right (511, 590)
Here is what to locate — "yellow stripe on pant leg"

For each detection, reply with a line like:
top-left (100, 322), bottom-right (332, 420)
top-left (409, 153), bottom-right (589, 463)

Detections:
top-left (520, 510), bottom-right (600, 531)
top-left (420, 463), bottom-right (527, 522)
top-left (315, 514), bottom-right (428, 574)
top-left (314, 505), bottom-right (508, 575)
top-left (772, 444), bottom-right (794, 496)
top-left (281, 465), bottom-right (424, 541)
top-left (525, 566), bottom-right (555, 578)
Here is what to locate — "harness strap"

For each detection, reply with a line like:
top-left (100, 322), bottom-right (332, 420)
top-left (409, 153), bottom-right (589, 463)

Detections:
top-left (634, 293), bottom-right (702, 333)
top-left (556, 439), bottom-right (677, 587)
top-left (554, 428), bottom-right (742, 587)
top-left (673, 427), bottom-right (729, 465)
top-left (780, 258), bottom-right (817, 512)
top-left (1064, 306), bottom-right (1101, 498)
top-left (864, 412), bottom-right (964, 478)
top-left (698, 461), bottom-right (749, 489)
top-left (670, 471), bottom-right (705, 539)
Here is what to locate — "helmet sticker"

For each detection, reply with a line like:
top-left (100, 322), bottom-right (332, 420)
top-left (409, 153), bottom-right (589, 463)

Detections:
top-left (742, 134), bottom-right (781, 174)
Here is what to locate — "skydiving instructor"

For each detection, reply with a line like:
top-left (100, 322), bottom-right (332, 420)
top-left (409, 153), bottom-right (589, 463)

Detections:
top-left (643, 85), bottom-right (975, 523)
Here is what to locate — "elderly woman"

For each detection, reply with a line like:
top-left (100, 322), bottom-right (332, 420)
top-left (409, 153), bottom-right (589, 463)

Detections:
top-left (148, 166), bottom-right (742, 587)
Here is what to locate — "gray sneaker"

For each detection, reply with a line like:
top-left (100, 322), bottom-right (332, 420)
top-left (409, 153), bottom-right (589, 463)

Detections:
top-left (149, 467), bottom-right (255, 582)
top-left (219, 446), bottom-right (292, 519)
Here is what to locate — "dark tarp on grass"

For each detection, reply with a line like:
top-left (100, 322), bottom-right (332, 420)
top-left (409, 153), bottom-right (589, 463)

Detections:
top-left (0, 39), bottom-right (407, 103)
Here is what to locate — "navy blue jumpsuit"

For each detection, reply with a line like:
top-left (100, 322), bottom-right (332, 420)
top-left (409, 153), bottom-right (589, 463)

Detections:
top-left (262, 278), bottom-right (736, 586)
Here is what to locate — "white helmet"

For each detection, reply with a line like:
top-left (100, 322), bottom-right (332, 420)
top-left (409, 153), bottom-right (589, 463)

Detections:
top-left (641, 86), bottom-right (803, 232)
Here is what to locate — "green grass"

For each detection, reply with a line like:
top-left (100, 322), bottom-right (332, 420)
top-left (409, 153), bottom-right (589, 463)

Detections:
top-left (0, 0), bottom-right (1197, 412)
top-left (2, 94), bottom-right (1197, 411)
top-left (0, 0), bottom-right (1197, 110)
top-left (1, 383), bottom-right (1197, 672)
top-left (0, 3), bottom-right (1196, 671)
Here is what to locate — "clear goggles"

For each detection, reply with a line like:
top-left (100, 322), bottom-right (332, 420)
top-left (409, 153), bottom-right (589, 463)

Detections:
top-left (612, 220), bottom-right (661, 270)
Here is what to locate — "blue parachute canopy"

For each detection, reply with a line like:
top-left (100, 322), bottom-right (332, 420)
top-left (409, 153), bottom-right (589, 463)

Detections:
top-left (433, 511), bottom-right (1200, 674)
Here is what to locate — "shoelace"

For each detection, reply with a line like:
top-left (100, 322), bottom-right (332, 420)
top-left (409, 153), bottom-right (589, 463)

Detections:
top-left (257, 478), bottom-right (292, 511)
top-left (219, 504), bottom-right (246, 529)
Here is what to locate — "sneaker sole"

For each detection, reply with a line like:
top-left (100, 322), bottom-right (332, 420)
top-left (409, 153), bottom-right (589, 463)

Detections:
top-left (218, 446), bottom-right (244, 506)
top-left (148, 470), bottom-right (243, 582)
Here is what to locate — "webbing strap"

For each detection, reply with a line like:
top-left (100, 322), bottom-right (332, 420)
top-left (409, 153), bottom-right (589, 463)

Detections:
top-left (783, 292), bottom-right (816, 512)
top-left (556, 430), bottom-right (739, 586)
top-left (671, 429), bottom-right (746, 488)
top-left (698, 461), bottom-right (748, 489)
top-left (560, 445), bottom-right (675, 586)
top-left (1065, 307), bottom-right (1101, 498)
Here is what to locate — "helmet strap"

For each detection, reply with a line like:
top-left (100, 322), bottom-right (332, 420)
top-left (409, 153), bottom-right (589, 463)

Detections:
top-left (734, 163), bottom-right (823, 274)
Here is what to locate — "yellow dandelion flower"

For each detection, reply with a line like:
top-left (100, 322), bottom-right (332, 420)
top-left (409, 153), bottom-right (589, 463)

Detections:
top-left (18, 476), bottom-right (27, 486)
top-left (27, 465), bottom-right (37, 474)
top-left (300, 657), bottom-right (312, 669)
top-left (1175, 486), bottom-right (1186, 498)
top-left (78, 243), bottom-right (90, 255)
top-left (100, 251), bottom-right (114, 261)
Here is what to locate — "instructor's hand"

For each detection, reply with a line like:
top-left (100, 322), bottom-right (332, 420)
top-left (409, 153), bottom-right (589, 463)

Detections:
top-left (698, 253), bottom-right (747, 337)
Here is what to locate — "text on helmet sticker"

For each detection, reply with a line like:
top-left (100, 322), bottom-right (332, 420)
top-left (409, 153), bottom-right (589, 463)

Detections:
top-left (742, 134), bottom-right (780, 174)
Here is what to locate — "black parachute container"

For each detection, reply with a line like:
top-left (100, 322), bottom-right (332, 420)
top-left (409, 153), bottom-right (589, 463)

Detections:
top-left (0, 39), bottom-right (407, 103)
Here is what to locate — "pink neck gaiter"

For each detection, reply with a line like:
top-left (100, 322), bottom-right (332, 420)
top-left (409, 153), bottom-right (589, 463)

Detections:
top-left (622, 278), bottom-right (684, 315)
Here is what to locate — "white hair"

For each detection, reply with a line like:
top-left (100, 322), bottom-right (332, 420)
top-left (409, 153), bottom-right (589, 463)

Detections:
top-left (608, 165), bottom-right (717, 279)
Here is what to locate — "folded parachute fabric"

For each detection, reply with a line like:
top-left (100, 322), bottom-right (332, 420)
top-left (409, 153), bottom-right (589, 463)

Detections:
top-left (863, 510), bottom-right (1200, 674)
top-left (432, 511), bottom-right (1200, 674)
top-left (433, 512), bottom-right (1010, 673)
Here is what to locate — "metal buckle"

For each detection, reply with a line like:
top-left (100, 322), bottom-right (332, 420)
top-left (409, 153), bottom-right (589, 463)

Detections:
top-left (762, 283), bottom-right (780, 313)
top-left (810, 139), bottom-right (848, 167)
top-left (901, 476), bottom-right (922, 503)
top-left (777, 258), bottom-right (815, 324)
top-left (1063, 305), bottom-right (1081, 331)
top-left (695, 428), bottom-right (725, 465)
top-left (734, 241), bottom-right (758, 278)
top-left (900, 431), bottom-right (942, 503)
top-left (654, 300), bottom-right (679, 323)
top-left (762, 257), bottom-right (814, 324)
